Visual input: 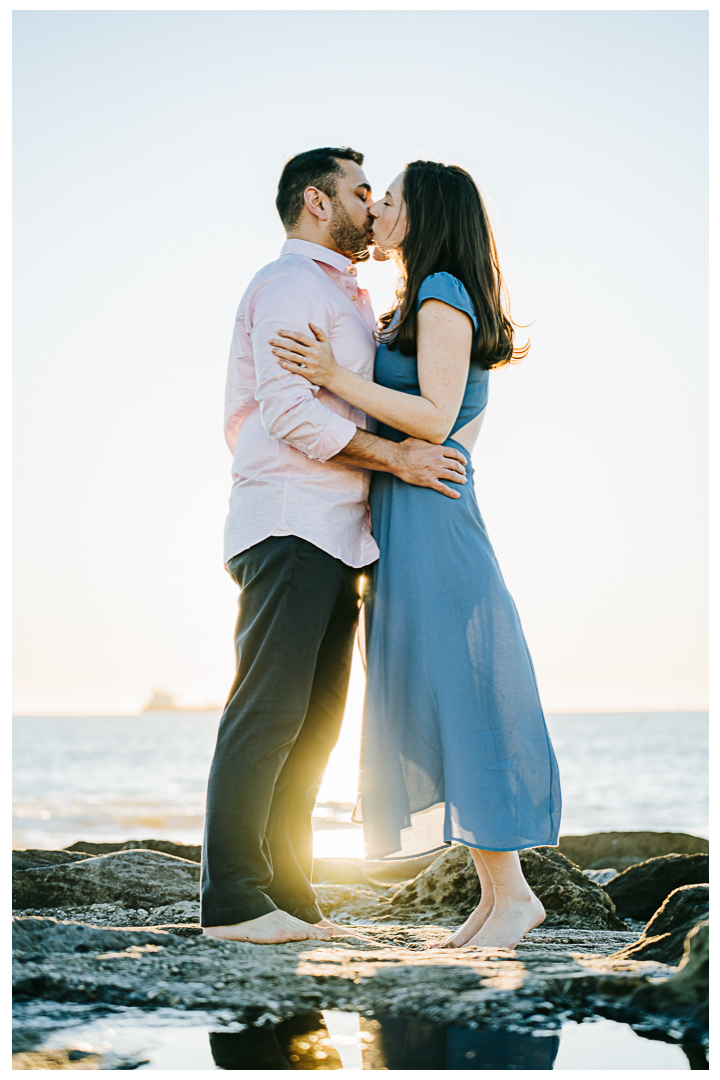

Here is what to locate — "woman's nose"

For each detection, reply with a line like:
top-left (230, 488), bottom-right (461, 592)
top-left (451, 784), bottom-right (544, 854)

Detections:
top-left (368, 201), bottom-right (381, 219)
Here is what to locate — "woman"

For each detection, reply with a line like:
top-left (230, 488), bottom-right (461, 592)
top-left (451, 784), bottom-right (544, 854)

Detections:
top-left (270, 160), bottom-right (561, 949)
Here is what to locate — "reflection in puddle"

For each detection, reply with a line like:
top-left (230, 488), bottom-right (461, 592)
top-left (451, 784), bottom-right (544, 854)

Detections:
top-left (344, 1016), bottom-right (558, 1071)
top-left (11, 1009), bottom-right (704, 1070)
top-left (210, 1012), bottom-right (343, 1070)
top-left (207, 1011), bottom-right (560, 1070)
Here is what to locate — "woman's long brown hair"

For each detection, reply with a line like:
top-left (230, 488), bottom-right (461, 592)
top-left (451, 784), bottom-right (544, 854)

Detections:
top-left (377, 160), bottom-right (528, 369)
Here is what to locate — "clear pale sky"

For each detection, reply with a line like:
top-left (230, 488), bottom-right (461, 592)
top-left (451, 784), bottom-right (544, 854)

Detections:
top-left (13, 10), bottom-right (708, 714)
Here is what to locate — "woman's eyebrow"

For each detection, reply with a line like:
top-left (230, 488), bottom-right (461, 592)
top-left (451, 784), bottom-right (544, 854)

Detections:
top-left (385, 191), bottom-right (393, 201)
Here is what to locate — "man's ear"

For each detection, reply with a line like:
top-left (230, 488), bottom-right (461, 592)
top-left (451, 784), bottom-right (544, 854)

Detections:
top-left (303, 186), bottom-right (330, 221)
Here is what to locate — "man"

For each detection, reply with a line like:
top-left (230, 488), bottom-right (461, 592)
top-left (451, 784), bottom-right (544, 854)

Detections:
top-left (201, 147), bottom-right (467, 944)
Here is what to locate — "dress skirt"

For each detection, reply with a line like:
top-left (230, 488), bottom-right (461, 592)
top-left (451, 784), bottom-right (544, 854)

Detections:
top-left (358, 439), bottom-right (562, 860)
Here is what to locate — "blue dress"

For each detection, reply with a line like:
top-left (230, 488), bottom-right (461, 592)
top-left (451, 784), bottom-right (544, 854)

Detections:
top-left (358, 273), bottom-right (562, 860)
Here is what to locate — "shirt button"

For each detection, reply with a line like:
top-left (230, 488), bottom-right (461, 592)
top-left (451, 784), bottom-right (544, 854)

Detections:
top-left (348, 267), bottom-right (356, 275)
top-left (351, 294), bottom-right (357, 301)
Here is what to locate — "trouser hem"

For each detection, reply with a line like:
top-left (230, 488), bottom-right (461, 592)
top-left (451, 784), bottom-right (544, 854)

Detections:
top-left (201, 894), bottom-right (277, 928)
top-left (288, 903), bottom-right (323, 924)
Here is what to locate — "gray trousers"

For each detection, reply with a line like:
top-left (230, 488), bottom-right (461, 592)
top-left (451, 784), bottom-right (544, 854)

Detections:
top-left (201, 536), bottom-right (363, 927)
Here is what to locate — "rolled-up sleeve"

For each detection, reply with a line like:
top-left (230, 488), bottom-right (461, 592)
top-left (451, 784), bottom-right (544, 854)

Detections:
top-left (248, 273), bottom-right (357, 461)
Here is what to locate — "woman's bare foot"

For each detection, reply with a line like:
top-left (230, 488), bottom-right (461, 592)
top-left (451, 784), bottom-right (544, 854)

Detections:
top-left (436, 893), bottom-right (495, 948)
top-left (464, 893), bottom-right (545, 950)
top-left (437, 847), bottom-right (495, 948)
top-left (203, 909), bottom-right (333, 944)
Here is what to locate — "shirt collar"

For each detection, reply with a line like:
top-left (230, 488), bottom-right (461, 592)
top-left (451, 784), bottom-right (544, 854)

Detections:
top-left (281, 238), bottom-right (353, 273)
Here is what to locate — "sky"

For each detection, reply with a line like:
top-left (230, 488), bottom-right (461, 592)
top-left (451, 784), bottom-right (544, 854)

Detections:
top-left (13, 9), bottom-right (708, 715)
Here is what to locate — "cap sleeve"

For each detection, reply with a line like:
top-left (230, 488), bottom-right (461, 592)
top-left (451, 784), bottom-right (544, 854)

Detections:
top-left (417, 272), bottom-right (478, 332)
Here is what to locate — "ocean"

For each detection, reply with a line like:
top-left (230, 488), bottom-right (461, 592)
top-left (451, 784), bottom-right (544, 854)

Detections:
top-left (12, 712), bottom-right (708, 859)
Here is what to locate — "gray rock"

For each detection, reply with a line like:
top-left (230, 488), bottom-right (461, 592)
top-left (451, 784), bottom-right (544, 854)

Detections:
top-left (14, 914), bottom-right (697, 1041)
top-left (314, 884), bottom-right (392, 923)
top-left (154, 923), bottom-right (203, 936)
top-left (390, 845), bottom-right (627, 930)
top-left (603, 854), bottom-right (709, 921)
top-left (13, 849), bottom-right (200, 911)
top-left (65, 839), bottom-right (202, 863)
top-left (628, 921), bottom-right (708, 1019)
top-left (12, 915), bottom-right (175, 958)
top-left (522, 848), bottom-right (628, 930)
top-left (148, 900), bottom-right (201, 925)
top-left (557, 831), bottom-right (708, 872)
top-left (583, 869), bottom-right (619, 886)
top-left (611, 884), bottom-right (709, 964)
top-left (10, 838), bottom-right (707, 1050)
top-left (14, 904), bottom-right (146, 928)
top-left (389, 846), bottom-right (480, 918)
top-left (12, 849), bottom-right (93, 873)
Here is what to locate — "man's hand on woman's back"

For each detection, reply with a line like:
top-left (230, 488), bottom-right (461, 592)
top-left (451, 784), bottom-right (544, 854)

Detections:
top-left (393, 437), bottom-right (467, 499)
top-left (333, 431), bottom-right (467, 499)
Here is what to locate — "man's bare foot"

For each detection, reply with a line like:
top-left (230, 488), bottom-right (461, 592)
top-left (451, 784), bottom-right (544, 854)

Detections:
top-left (203, 909), bottom-right (333, 944)
top-left (464, 893), bottom-right (545, 950)
top-left (436, 892), bottom-right (495, 948)
top-left (315, 917), bottom-right (375, 943)
top-left (315, 918), bottom-right (353, 937)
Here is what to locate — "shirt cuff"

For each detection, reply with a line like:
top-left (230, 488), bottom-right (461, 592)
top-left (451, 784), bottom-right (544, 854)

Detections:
top-left (305, 412), bottom-right (357, 462)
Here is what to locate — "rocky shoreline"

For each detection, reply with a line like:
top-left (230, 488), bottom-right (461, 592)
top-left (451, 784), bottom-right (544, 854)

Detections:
top-left (12, 831), bottom-right (709, 1069)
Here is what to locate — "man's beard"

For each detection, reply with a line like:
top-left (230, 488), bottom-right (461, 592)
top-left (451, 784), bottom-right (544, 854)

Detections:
top-left (329, 199), bottom-right (372, 262)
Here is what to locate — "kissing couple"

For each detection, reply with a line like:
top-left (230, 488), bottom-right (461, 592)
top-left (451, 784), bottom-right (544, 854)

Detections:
top-left (200, 147), bottom-right (561, 950)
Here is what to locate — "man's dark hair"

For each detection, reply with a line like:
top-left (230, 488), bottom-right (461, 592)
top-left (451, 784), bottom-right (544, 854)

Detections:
top-left (276, 147), bottom-right (364, 230)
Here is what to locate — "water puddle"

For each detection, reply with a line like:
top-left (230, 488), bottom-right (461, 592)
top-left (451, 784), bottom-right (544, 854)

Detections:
top-left (12, 1007), bottom-right (707, 1070)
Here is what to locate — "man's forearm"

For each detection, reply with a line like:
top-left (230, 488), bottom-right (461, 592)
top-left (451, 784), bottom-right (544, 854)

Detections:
top-left (332, 429), bottom-right (402, 473)
top-left (332, 430), bottom-right (468, 500)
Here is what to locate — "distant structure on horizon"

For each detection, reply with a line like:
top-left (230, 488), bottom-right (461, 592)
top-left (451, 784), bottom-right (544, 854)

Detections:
top-left (142, 688), bottom-right (222, 713)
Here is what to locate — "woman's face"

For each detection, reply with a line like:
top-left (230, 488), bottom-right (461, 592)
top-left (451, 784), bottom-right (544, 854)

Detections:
top-left (369, 172), bottom-right (407, 260)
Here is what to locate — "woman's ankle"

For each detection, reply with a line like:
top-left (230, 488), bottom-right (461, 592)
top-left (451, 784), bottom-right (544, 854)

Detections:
top-left (491, 887), bottom-right (536, 905)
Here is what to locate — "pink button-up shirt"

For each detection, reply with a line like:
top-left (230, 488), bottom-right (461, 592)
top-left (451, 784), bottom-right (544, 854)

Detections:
top-left (223, 239), bottom-right (380, 568)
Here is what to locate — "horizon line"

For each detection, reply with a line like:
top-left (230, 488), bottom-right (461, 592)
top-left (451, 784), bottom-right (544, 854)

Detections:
top-left (11, 706), bottom-right (710, 719)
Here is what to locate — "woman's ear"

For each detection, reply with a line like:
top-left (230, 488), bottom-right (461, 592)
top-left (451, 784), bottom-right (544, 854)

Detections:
top-left (303, 186), bottom-right (329, 222)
